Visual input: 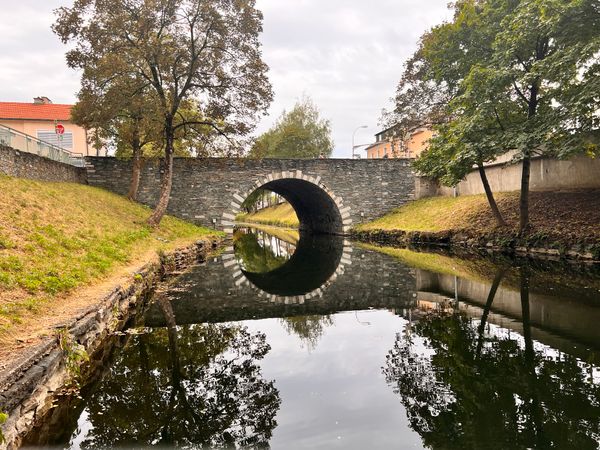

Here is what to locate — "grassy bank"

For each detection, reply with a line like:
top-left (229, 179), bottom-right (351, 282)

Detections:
top-left (237, 202), bottom-right (299, 228)
top-left (354, 191), bottom-right (600, 258)
top-left (0, 176), bottom-right (221, 336)
top-left (359, 243), bottom-right (491, 281)
top-left (357, 194), bottom-right (500, 232)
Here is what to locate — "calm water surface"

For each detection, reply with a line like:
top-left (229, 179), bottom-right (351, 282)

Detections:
top-left (24, 227), bottom-right (600, 449)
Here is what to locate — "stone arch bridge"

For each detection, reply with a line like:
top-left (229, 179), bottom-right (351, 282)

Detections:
top-left (85, 157), bottom-right (415, 234)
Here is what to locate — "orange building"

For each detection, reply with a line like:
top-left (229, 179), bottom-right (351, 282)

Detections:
top-left (0, 97), bottom-right (104, 156)
top-left (365, 125), bottom-right (434, 159)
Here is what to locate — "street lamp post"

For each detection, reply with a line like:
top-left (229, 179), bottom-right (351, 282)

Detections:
top-left (352, 125), bottom-right (368, 159)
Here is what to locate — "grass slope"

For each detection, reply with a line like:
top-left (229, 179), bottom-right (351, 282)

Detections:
top-left (357, 195), bottom-right (494, 232)
top-left (356, 190), bottom-right (600, 244)
top-left (237, 202), bottom-right (299, 228)
top-left (0, 176), bottom-right (219, 334)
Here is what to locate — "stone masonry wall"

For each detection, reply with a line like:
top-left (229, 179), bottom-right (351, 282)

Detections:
top-left (85, 157), bottom-right (415, 232)
top-left (0, 145), bottom-right (86, 184)
top-left (0, 238), bottom-right (220, 449)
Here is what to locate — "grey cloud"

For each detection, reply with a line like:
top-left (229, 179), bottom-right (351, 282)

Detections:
top-left (0, 0), bottom-right (451, 156)
top-left (256, 0), bottom-right (451, 157)
top-left (0, 0), bottom-right (79, 104)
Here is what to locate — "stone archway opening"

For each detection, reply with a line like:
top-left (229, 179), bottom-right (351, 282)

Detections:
top-left (224, 171), bottom-right (352, 235)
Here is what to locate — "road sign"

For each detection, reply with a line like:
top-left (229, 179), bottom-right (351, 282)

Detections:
top-left (55, 124), bottom-right (65, 135)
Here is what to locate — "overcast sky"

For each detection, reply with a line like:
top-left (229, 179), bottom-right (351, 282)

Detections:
top-left (0, 0), bottom-right (451, 158)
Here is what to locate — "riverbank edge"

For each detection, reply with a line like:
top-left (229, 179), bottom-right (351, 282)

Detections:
top-left (237, 218), bottom-right (299, 229)
top-left (0, 236), bottom-right (223, 449)
top-left (350, 229), bottom-right (600, 263)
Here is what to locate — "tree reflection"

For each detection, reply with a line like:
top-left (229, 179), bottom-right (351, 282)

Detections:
top-left (384, 266), bottom-right (600, 449)
top-left (234, 229), bottom-right (294, 273)
top-left (280, 315), bottom-right (333, 351)
top-left (75, 295), bottom-right (281, 448)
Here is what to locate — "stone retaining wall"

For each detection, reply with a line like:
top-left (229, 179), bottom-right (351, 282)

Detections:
top-left (0, 145), bottom-right (86, 184)
top-left (0, 238), bottom-right (220, 449)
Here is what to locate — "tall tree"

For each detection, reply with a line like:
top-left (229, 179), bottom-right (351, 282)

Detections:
top-left (392, 4), bottom-right (512, 226)
top-left (406, 0), bottom-right (600, 232)
top-left (384, 271), bottom-right (600, 448)
top-left (68, 320), bottom-right (280, 447)
top-left (71, 77), bottom-right (161, 201)
top-left (54, 0), bottom-right (273, 225)
top-left (249, 96), bottom-right (334, 159)
top-left (486, 0), bottom-right (600, 232)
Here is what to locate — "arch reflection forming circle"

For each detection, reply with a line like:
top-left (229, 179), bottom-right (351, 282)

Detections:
top-left (222, 228), bottom-right (353, 304)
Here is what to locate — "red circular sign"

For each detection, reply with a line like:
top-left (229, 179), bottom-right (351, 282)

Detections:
top-left (55, 124), bottom-right (65, 135)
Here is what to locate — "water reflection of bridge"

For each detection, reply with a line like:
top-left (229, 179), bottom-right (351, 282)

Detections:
top-left (144, 242), bottom-right (418, 326)
top-left (145, 235), bottom-right (600, 362)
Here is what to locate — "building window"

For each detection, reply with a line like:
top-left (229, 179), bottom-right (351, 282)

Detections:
top-left (37, 130), bottom-right (74, 151)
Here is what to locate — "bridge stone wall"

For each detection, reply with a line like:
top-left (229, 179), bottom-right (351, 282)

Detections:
top-left (85, 157), bottom-right (415, 233)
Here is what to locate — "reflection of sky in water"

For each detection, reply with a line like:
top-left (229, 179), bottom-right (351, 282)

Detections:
top-left (244, 310), bottom-right (425, 449)
top-left (59, 306), bottom-right (600, 449)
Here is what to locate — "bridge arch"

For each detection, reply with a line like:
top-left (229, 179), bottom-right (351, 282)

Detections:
top-left (221, 232), bottom-right (353, 304)
top-left (221, 170), bottom-right (352, 235)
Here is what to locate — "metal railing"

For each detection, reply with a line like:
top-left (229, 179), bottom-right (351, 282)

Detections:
top-left (0, 124), bottom-right (85, 167)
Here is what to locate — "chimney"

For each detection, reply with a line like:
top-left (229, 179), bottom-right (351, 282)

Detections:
top-left (33, 96), bottom-right (52, 105)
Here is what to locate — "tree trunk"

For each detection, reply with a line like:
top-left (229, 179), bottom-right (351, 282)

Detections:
top-left (128, 132), bottom-right (142, 201)
top-left (477, 162), bottom-right (506, 227)
top-left (476, 267), bottom-right (507, 357)
top-left (520, 265), bottom-right (532, 357)
top-left (520, 79), bottom-right (538, 235)
top-left (519, 264), bottom-right (548, 446)
top-left (147, 127), bottom-right (174, 226)
top-left (157, 293), bottom-right (180, 375)
top-left (519, 153), bottom-right (531, 234)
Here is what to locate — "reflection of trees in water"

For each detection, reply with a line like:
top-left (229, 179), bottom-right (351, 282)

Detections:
top-left (74, 296), bottom-right (281, 448)
top-left (234, 229), bottom-right (296, 273)
top-left (384, 267), bottom-right (600, 449)
top-left (280, 315), bottom-right (334, 351)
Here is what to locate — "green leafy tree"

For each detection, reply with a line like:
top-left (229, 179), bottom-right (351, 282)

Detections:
top-left (407, 0), bottom-right (600, 232)
top-left (397, 2), bottom-right (517, 226)
top-left (486, 0), bottom-right (600, 232)
top-left (62, 296), bottom-right (280, 447)
top-left (54, 0), bottom-right (273, 226)
top-left (250, 96), bottom-right (334, 159)
top-left (71, 76), bottom-right (162, 201)
top-left (280, 315), bottom-right (333, 351)
top-left (241, 189), bottom-right (267, 214)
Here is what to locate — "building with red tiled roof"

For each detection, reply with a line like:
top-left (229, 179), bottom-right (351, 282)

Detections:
top-left (0, 97), bottom-right (103, 156)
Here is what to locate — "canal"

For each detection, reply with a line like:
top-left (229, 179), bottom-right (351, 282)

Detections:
top-left (24, 226), bottom-right (600, 449)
